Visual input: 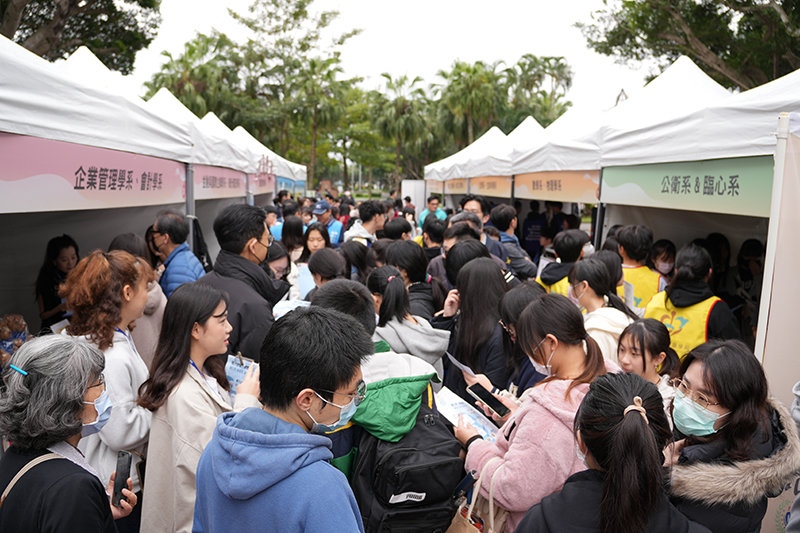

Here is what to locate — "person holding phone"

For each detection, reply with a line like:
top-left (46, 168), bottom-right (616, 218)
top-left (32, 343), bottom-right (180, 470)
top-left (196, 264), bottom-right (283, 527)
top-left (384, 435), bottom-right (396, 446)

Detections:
top-left (454, 294), bottom-right (618, 532)
top-left (137, 283), bottom-right (261, 533)
top-left (0, 336), bottom-right (137, 532)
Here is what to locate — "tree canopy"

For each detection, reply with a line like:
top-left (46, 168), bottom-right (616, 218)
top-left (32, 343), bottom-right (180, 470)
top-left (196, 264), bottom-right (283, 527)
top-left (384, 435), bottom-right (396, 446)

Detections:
top-left (577, 0), bottom-right (800, 90)
top-left (1, 0), bottom-right (161, 73)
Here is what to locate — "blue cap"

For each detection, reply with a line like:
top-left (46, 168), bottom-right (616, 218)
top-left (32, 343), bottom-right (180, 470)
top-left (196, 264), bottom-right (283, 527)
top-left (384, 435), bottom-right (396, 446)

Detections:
top-left (313, 200), bottom-right (331, 215)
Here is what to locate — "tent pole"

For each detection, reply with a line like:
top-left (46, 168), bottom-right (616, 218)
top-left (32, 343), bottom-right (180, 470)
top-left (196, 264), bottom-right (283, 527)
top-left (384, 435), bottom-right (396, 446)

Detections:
top-left (593, 168), bottom-right (606, 249)
top-left (246, 173), bottom-right (254, 206)
top-left (186, 163), bottom-right (195, 252)
top-left (510, 175), bottom-right (515, 204)
top-left (754, 113), bottom-right (791, 362)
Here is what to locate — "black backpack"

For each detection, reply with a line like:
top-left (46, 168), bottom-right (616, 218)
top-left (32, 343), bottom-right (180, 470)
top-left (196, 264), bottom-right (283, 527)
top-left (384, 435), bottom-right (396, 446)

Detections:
top-left (350, 385), bottom-right (465, 533)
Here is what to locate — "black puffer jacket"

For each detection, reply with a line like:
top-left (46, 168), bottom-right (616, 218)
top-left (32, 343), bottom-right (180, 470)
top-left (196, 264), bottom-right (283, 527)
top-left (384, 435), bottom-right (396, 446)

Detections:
top-left (407, 282), bottom-right (436, 321)
top-left (669, 398), bottom-right (800, 533)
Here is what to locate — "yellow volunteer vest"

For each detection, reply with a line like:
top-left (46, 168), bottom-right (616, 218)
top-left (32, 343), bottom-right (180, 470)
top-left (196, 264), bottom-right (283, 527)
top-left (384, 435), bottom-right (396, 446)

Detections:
top-left (536, 275), bottom-right (569, 296)
top-left (644, 291), bottom-right (721, 359)
top-left (617, 266), bottom-right (663, 309)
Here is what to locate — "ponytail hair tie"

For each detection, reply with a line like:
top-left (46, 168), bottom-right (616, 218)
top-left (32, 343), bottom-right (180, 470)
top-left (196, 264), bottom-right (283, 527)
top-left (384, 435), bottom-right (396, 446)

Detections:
top-left (623, 396), bottom-right (649, 425)
top-left (388, 276), bottom-right (395, 282)
top-left (425, 274), bottom-right (431, 283)
top-left (583, 333), bottom-right (589, 340)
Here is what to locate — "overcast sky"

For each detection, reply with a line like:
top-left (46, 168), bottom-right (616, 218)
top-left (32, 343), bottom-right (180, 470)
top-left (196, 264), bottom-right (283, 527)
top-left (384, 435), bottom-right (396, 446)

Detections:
top-left (128, 0), bottom-right (661, 115)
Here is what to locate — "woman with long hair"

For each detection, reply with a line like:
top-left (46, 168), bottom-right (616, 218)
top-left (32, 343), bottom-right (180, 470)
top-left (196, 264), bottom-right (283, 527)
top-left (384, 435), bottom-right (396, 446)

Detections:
top-left (644, 245), bottom-right (739, 358)
top-left (455, 293), bottom-right (617, 532)
top-left (305, 248), bottom-right (346, 301)
top-left (60, 250), bottom-right (154, 533)
top-left (516, 372), bottom-right (709, 533)
top-left (617, 319), bottom-right (680, 421)
top-left (464, 281), bottom-right (547, 407)
top-left (109, 232), bottom-right (167, 370)
top-left (385, 240), bottom-right (446, 321)
top-left (432, 257), bottom-right (509, 403)
top-left (297, 222), bottom-right (332, 263)
top-left (137, 283), bottom-right (260, 533)
top-left (568, 258), bottom-right (638, 362)
top-left (35, 234), bottom-right (79, 334)
top-left (665, 340), bottom-right (800, 533)
top-left (368, 266), bottom-right (449, 383)
top-left (280, 215), bottom-right (305, 263)
top-left (339, 240), bottom-right (377, 286)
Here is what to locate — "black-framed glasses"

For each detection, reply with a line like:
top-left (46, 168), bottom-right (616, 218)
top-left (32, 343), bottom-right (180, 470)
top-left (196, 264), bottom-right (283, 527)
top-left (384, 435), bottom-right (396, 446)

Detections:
top-left (88, 374), bottom-right (106, 391)
top-left (671, 378), bottom-right (721, 411)
top-left (317, 381), bottom-right (367, 407)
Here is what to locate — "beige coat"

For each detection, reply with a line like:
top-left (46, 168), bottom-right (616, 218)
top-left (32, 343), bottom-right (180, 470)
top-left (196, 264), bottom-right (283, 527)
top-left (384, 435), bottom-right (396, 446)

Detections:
top-left (140, 363), bottom-right (260, 533)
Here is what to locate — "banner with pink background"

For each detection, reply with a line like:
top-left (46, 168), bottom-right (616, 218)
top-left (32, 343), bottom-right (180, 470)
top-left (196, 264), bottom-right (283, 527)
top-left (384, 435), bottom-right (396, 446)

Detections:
top-left (0, 132), bottom-right (185, 213)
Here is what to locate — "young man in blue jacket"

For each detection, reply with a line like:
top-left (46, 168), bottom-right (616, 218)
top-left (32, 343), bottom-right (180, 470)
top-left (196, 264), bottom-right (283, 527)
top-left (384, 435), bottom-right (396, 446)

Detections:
top-left (193, 306), bottom-right (371, 533)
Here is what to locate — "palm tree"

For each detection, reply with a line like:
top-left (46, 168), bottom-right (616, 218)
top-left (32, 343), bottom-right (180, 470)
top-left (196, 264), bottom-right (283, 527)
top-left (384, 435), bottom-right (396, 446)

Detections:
top-left (371, 74), bottom-right (426, 188)
top-left (295, 55), bottom-right (346, 191)
top-left (436, 61), bottom-right (505, 144)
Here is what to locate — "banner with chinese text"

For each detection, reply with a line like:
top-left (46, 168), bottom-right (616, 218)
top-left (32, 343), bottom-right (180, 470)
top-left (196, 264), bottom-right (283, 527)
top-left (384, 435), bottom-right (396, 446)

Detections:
top-left (193, 164), bottom-right (247, 200)
top-left (0, 132), bottom-right (184, 213)
top-left (425, 180), bottom-right (443, 195)
top-left (515, 170), bottom-right (600, 203)
top-left (601, 156), bottom-right (772, 217)
top-left (469, 176), bottom-right (512, 198)
top-left (250, 155), bottom-right (276, 196)
top-left (444, 178), bottom-right (468, 194)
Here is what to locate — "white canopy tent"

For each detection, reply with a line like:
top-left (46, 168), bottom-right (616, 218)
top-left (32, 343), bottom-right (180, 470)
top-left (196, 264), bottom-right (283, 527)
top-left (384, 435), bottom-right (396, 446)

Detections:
top-left (424, 126), bottom-right (512, 181)
top-left (513, 56), bottom-right (731, 174)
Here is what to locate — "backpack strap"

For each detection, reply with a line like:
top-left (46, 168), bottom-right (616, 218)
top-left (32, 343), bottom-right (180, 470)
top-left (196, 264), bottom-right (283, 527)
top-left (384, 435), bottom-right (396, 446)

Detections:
top-left (0, 453), bottom-right (61, 510)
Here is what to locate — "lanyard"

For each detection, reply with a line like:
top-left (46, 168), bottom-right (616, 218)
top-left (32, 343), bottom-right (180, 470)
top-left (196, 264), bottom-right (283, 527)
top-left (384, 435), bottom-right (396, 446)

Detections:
top-left (189, 359), bottom-right (221, 399)
top-left (114, 327), bottom-right (139, 357)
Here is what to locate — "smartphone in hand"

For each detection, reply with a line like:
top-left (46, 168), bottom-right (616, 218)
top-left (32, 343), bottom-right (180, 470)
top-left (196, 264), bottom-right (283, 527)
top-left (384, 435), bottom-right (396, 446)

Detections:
top-left (112, 451), bottom-right (132, 508)
top-left (466, 383), bottom-right (510, 418)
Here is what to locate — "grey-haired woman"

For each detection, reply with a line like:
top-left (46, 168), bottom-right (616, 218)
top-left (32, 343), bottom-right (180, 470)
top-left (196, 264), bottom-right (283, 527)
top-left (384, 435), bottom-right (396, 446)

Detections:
top-left (0, 335), bottom-right (137, 532)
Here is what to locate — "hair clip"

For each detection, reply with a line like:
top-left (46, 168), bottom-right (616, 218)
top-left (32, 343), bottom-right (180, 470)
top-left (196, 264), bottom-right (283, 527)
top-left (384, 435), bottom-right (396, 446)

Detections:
top-left (9, 364), bottom-right (27, 376)
top-left (425, 274), bottom-right (432, 283)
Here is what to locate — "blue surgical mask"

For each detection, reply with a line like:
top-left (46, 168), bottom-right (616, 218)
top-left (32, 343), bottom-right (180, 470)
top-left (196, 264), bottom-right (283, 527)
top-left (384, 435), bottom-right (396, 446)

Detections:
top-left (307, 393), bottom-right (359, 434)
top-left (672, 389), bottom-right (727, 437)
top-left (81, 389), bottom-right (113, 437)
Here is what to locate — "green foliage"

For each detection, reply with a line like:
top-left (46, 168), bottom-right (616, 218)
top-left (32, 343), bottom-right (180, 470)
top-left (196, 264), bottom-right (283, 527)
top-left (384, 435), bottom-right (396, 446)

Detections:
top-left (143, 0), bottom-right (575, 188)
top-left (2, 0), bottom-right (160, 73)
top-left (577, 0), bottom-right (800, 90)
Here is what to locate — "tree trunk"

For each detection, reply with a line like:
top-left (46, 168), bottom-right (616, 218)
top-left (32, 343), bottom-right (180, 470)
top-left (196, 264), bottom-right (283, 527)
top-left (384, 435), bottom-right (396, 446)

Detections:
top-left (342, 140), bottom-right (349, 190)
top-left (308, 106), bottom-right (317, 193)
top-left (0, 0), bottom-right (31, 39)
top-left (395, 135), bottom-right (402, 190)
top-left (467, 111), bottom-right (474, 144)
top-left (22, 0), bottom-right (76, 57)
top-left (368, 167), bottom-right (373, 199)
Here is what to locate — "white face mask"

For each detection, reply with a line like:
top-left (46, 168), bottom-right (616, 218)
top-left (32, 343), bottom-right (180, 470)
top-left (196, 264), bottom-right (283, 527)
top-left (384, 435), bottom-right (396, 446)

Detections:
top-left (576, 443), bottom-right (587, 467)
top-left (655, 261), bottom-right (674, 275)
top-left (528, 337), bottom-right (555, 377)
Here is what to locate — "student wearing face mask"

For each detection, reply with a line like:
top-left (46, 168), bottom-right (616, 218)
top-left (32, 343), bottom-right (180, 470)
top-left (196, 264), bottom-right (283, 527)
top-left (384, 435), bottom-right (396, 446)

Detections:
top-left (648, 239), bottom-right (676, 282)
top-left (664, 340), bottom-right (800, 533)
top-left (193, 307), bottom-right (370, 533)
top-left (516, 372), bottom-right (710, 533)
top-left (567, 258), bottom-right (638, 363)
top-left (454, 294), bottom-right (618, 532)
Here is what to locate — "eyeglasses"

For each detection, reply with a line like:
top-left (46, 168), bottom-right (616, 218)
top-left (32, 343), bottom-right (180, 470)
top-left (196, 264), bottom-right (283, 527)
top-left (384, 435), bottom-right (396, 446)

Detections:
top-left (272, 266), bottom-right (288, 277)
top-left (88, 374), bottom-right (106, 391)
top-left (671, 378), bottom-right (722, 411)
top-left (316, 381), bottom-right (367, 408)
top-left (499, 320), bottom-right (511, 334)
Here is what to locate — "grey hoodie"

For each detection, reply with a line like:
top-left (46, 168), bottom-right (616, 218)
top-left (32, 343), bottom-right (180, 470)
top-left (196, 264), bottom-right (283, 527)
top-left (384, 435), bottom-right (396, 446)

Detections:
top-left (372, 316), bottom-right (450, 387)
top-left (343, 220), bottom-right (376, 244)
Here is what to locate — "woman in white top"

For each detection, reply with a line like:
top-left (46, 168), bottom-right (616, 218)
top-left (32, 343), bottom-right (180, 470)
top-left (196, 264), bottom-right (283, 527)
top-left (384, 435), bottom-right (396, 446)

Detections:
top-left (137, 282), bottom-right (261, 533)
top-left (616, 318), bottom-right (680, 424)
top-left (567, 258), bottom-right (638, 363)
top-left (61, 250), bottom-right (154, 533)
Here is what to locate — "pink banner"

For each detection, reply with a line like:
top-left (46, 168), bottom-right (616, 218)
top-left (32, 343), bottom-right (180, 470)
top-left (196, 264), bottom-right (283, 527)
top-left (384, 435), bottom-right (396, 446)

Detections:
top-left (250, 155), bottom-right (276, 196)
top-left (193, 164), bottom-right (247, 200)
top-left (0, 132), bottom-right (185, 213)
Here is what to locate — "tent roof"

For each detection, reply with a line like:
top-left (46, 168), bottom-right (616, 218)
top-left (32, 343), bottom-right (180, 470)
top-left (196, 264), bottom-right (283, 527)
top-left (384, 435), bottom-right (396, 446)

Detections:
top-left (513, 56), bottom-right (730, 173)
top-left (231, 126), bottom-right (307, 183)
top-left (0, 35), bottom-right (192, 162)
top-left (601, 66), bottom-right (800, 167)
top-left (424, 126), bottom-right (511, 181)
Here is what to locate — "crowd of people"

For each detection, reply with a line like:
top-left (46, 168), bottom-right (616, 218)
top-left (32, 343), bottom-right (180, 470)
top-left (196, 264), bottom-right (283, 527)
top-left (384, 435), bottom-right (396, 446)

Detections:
top-left (1, 189), bottom-right (799, 533)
